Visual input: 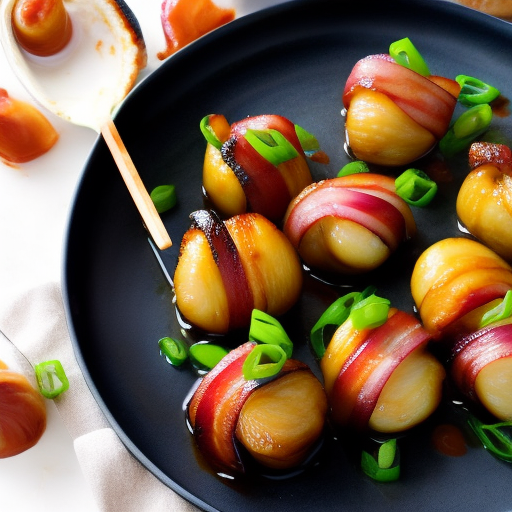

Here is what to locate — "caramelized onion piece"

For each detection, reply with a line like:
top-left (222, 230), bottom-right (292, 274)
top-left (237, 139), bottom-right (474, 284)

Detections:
top-left (0, 88), bottom-right (58, 163)
top-left (0, 367), bottom-right (46, 458)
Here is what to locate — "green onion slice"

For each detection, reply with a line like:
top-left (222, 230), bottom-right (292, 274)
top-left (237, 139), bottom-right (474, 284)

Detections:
top-left (310, 286), bottom-right (376, 359)
top-left (349, 294), bottom-right (391, 330)
top-left (249, 309), bottom-right (293, 359)
top-left (456, 75), bottom-right (500, 107)
top-left (295, 124), bottom-right (321, 158)
top-left (34, 360), bottom-right (69, 399)
top-left (150, 184), bottom-right (177, 213)
top-left (189, 342), bottom-right (228, 371)
top-left (361, 438), bottom-right (401, 482)
top-left (389, 37), bottom-right (430, 76)
top-left (395, 168), bottom-right (437, 207)
top-left (159, 337), bottom-right (188, 366)
top-left (479, 290), bottom-right (512, 329)
top-left (244, 129), bottom-right (298, 166)
top-left (200, 115), bottom-right (223, 149)
top-left (439, 104), bottom-right (493, 158)
top-left (242, 343), bottom-right (287, 380)
top-left (467, 415), bottom-right (512, 462)
top-left (337, 161), bottom-right (370, 177)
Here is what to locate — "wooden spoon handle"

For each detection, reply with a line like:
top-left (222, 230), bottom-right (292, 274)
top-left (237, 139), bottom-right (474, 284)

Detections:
top-left (101, 119), bottom-right (172, 250)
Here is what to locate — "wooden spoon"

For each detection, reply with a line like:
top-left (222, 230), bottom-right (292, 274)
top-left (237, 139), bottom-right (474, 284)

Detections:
top-left (0, 0), bottom-right (172, 249)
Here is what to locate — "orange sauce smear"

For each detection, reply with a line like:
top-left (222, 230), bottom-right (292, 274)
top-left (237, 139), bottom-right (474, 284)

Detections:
top-left (157, 0), bottom-right (235, 60)
top-left (431, 423), bottom-right (468, 457)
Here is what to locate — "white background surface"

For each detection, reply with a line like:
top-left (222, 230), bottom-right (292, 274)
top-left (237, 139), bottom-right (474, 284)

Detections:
top-left (0, 0), bottom-right (289, 510)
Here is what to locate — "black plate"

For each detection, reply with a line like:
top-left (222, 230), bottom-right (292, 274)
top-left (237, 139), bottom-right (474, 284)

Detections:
top-left (63, 0), bottom-right (512, 510)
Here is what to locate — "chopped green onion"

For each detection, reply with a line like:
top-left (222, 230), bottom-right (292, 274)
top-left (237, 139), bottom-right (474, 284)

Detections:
top-left (200, 115), bottom-right (223, 149)
top-left (242, 343), bottom-right (287, 380)
top-left (467, 415), bottom-right (512, 462)
top-left (150, 184), bottom-right (177, 213)
top-left (439, 104), bottom-right (493, 158)
top-left (158, 337), bottom-right (188, 366)
top-left (389, 37), bottom-right (430, 77)
top-left (349, 294), bottom-right (390, 330)
top-left (395, 168), bottom-right (437, 207)
top-left (337, 161), bottom-right (370, 177)
top-left (361, 438), bottom-right (401, 482)
top-left (479, 290), bottom-right (512, 329)
top-left (34, 360), bottom-right (69, 399)
top-left (295, 124), bottom-right (321, 158)
top-left (244, 129), bottom-right (298, 166)
top-left (456, 75), bottom-right (500, 107)
top-left (189, 342), bottom-right (228, 371)
top-left (249, 309), bottom-right (293, 359)
top-left (310, 286), bottom-right (376, 359)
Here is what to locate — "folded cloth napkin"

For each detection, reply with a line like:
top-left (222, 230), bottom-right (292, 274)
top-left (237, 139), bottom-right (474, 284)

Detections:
top-left (0, 282), bottom-right (199, 512)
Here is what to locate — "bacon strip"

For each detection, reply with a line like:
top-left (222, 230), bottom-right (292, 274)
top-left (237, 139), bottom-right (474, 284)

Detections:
top-left (190, 210), bottom-right (254, 330)
top-left (330, 310), bottom-right (431, 430)
top-left (283, 181), bottom-right (406, 251)
top-left (343, 54), bottom-right (459, 139)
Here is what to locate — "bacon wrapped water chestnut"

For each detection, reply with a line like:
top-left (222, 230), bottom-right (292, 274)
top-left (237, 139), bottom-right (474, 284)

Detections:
top-left (456, 142), bottom-right (512, 262)
top-left (411, 237), bottom-right (512, 341)
top-left (187, 341), bottom-right (328, 475)
top-left (342, 38), bottom-right (460, 166)
top-left (201, 114), bottom-right (327, 222)
top-left (313, 292), bottom-right (445, 434)
top-left (173, 210), bottom-right (303, 334)
top-left (282, 173), bottom-right (416, 275)
top-left (451, 313), bottom-right (512, 422)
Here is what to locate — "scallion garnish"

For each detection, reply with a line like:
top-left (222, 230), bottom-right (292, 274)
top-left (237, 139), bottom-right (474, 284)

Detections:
top-left (150, 184), bottom-right (177, 213)
top-left (349, 294), bottom-right (391, 330)
top-left (295, 124), bottom-right (321, 158)
top-left (361, 438), bottom-right (401, 482)
top-left (389, 37), bottom-right (430, 77)
top-left (249, 309), bottom-right (293, 358)
top-left (159, 336), bottom-right (188, 366)
top-left (467, 414), bottom-right (512, 463)
top-left (395, 168), bottom-right (437, 207)
top-left (189, 342), bottom-right (228, 371)
top-left (310, 286), bottom-right (376, 359)
top-left (244, 128), bottom-right (298, 166)
top-left (337, 160), bottom-right (370, 177)
top-left (479, 290), bottom-right (512, 329)
top-left (242, 343), bottom-right (287, 380)
top-left (34, 360), bottom-right (69, 399)
top-left (456, 75), bottom-right (500, 107)
top-left (439, 104), bottom-right (493, 158)
top-left (199, 114), bottom-right (223, 149)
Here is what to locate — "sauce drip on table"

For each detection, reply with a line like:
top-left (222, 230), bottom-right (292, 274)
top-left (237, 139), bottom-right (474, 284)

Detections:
top-left (157, 0), bottom-right (235, 60)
